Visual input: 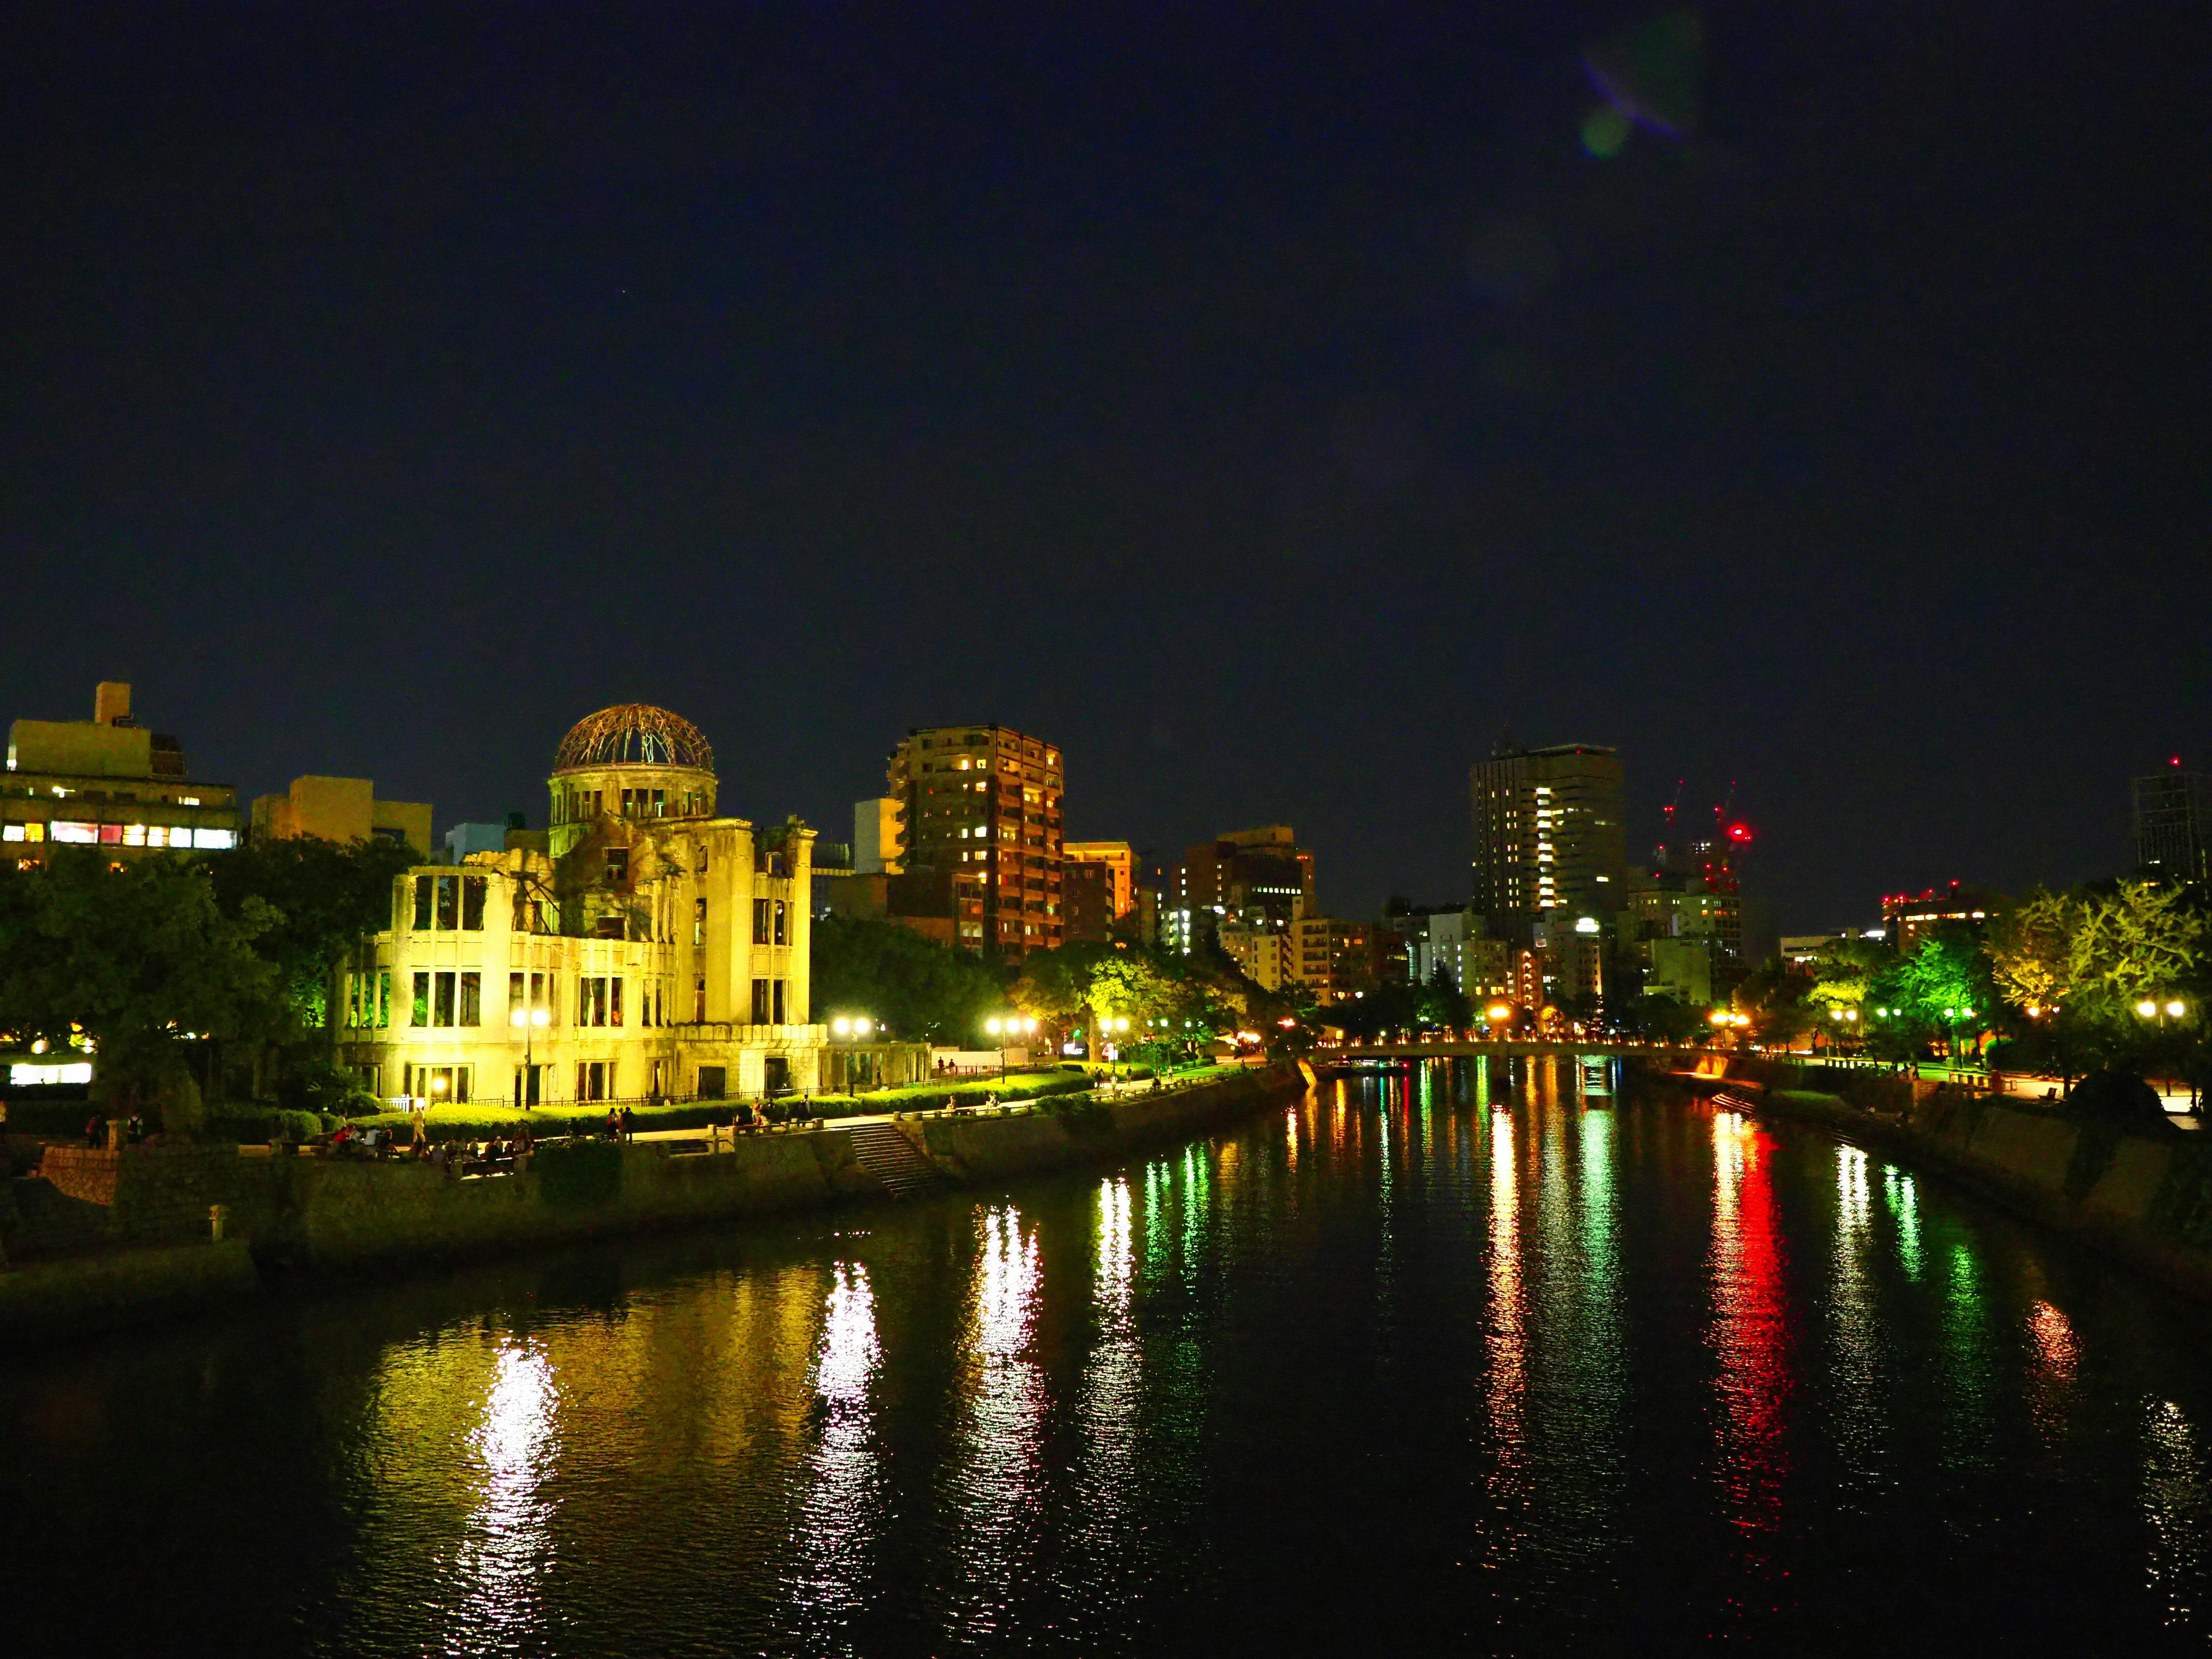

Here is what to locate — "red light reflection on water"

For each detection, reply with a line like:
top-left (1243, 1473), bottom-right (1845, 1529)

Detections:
top-left (2025, 1298), bottom-right (2079, 1446)
top-left (1710, 1110), bottom-right (1792, 1583)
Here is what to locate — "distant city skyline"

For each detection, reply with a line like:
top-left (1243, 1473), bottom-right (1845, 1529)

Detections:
top-left (4, 9), bottom-right (2201, 934)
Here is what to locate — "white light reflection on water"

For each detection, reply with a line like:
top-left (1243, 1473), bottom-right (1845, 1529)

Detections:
top-left (454, 1342), bottom-right (559, 1651)
top-left (1829, 1145), bottom-right (1884, 1490)
top-left (1060, 1178), bottom-right (1145, 1623)
top-left (2145, 1399), bottom-right (2212, 1626)
top-left (789, 1262), bottom-right (883, 1632)
top-left (947, 1205), bottom-right (1046, 1642)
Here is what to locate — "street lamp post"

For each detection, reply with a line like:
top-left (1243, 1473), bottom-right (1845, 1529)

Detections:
top-left (984, 1016), bottom-right (1035, 1082)
top-left (2134, 997), bottom-right (2191, 1108)
top-left (1103, 1015), bottom-right (1130, 1081)
top-left (509, 999), bottom-right (550, 1107)
top-left (830, 1015), bottom-right (875, 1094)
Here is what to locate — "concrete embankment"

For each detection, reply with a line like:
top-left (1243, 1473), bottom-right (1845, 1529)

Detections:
top-left (1639, 1057), bottom-right (2212, 1302)
top-left (0, 1065), bottom-right (1304, 1344)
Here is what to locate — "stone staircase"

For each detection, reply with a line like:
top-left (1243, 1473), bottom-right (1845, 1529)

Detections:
top-left (839, 1121), bottom-right (951, 1198)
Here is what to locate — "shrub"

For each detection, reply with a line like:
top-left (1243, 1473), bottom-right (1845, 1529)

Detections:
top-left (2063, 1068), bottom-right (2171, 1133)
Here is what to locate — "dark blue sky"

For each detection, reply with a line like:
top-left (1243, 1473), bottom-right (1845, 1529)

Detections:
top-left (3, 3), bottom-right (2204, 931)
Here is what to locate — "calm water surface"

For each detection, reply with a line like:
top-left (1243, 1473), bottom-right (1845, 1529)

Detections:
top-left (9, 1058), bottom-right (2212, 1655)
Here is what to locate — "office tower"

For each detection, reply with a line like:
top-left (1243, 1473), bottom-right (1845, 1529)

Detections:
top-left (1469, 742), bottom-right (1625, 926)
top-left (1168, 825), bottom-right (1315, 942)
top-left (2134, 762), bottom-right (2210, 884)
top-left (886, 725), bottom-right (1064, 957)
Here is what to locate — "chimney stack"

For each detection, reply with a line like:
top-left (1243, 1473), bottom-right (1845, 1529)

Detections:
top-left (95, 682), bottom-right (132, 726)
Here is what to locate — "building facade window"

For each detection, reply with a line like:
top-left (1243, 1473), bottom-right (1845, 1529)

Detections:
top-left (405, 1062), bottom-right (471, 1104)
top-left (753, 897), bottom-right (771, 944)
top-left (574, 975), bottom-right (623, 1027)
top-left (752, 978), bottom-right (771, 1024)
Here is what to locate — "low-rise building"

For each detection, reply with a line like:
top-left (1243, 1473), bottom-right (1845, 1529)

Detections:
top-left (1882, 883), bottom-right (2001, 953)
top-left (336, 704), bottom-right (827, 1106)
top-left (252, 775), bottom-right (433, 853)
top-left (3, 681), bottom-right (240, 864)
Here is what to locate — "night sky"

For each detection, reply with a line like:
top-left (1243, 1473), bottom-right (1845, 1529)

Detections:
top-left (5, 4), bottom-right (2205, 932)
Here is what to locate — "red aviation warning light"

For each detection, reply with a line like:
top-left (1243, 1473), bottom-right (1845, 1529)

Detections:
top-left (1726, 822), bottom-right (1753, 844)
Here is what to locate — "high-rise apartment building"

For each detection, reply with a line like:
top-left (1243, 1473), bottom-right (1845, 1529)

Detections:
top-left (1402, 909), bottom-right (1512, 999)
top-left (1064, 841), bottom-right (1136, 918)
top-left (1291, 915), bottom-right (1376, 1005)
top-left (885, 725), bottom-right (1064, 957)
top-left (1469, 743), bottom-right (1625, 927)
top-left (2135, 762), bottom-right (2210, 884)
top-left (1062, 859), bottom-right (1117, 943)
top-left (853, 796), bottom-right (902, 875)
top-left (1219, 915), bottom-right (1297, 992)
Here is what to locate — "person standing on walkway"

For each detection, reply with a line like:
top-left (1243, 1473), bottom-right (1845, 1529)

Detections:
top-left (619, 1105), bottom-right (635, 1142)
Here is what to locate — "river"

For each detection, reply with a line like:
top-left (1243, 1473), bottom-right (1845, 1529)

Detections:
top-left (7, 1057), bottom-right (2212, 1655)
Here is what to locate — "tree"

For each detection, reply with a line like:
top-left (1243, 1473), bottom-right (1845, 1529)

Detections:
top-left (1987, 881), bottom-right (2209, 1085)
top-left (810, 916), bottom-right (1004, 1046)
top-left (0, 850), bottom-right (285, 1130)
top-left (1871, 926), bottom-right (1994, 1063)
top-left (2063, 881), bottom-right (2206, 1028)
top-left (1008, 942), bottom-right (1118, 1046)
top-left (1417, 967), bottom-right (1471, 1036)
top-left (1987, 890), bottom-right (2074, 1014)
top-left (205, 835), bottom-right (418, 1036)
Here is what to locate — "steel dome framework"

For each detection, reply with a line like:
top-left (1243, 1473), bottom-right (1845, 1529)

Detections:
top-left (553, 704), bottom-right (715, 774)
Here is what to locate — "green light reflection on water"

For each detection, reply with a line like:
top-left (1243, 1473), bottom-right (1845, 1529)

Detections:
top-left (1889, 1168), bottom-right (1922, 1279)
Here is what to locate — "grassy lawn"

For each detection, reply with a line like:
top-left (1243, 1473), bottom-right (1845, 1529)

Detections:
top-left (332, 1059), bottom-right (1259, 1141)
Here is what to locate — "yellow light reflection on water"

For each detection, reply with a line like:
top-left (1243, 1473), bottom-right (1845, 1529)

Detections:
top-left (1485, 1106), bottom-right (1527, 1491)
